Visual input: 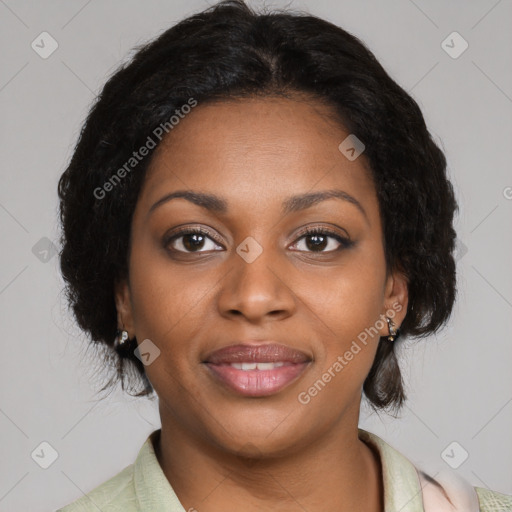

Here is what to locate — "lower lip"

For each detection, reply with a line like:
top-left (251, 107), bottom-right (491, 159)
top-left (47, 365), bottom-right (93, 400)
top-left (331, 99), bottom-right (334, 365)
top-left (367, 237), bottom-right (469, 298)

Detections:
top-left (204, 362), bottom-right (310, 397)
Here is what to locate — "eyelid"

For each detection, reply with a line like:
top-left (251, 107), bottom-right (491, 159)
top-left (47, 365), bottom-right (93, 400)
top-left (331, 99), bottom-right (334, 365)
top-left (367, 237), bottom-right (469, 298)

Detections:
top-left (290, 225), bottom-right (353, 252)
top-left (293, 224), bottom-right (351, 241)
top-left (164, 225), bottom-right (225, 246)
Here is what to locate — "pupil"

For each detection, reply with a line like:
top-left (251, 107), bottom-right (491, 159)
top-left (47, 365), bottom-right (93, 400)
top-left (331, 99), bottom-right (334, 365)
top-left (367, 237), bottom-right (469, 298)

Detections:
top-left (307, 234), bottom-right (327, 251)
top-left (184, 234), bottom-right (205, 251)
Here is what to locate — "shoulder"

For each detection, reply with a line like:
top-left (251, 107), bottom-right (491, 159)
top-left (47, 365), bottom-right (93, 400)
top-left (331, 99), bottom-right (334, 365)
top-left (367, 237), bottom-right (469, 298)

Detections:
top-left (55, 430), bottom-right (176, 511)
top-left (359, 428), bottom-right (512, 512)
top-left (418, 467), bottom-right (512, 511)
top-left (56, 463), bottom-right (137, 512)
top-left (419, 468), bottom-right (512, 511)
top-left (475, 486), bottom-right (512, 511)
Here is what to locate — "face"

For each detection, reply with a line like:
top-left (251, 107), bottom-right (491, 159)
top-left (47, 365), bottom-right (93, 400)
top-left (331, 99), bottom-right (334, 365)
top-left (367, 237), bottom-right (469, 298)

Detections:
top-left (115, 96), bottom-right (408, 458)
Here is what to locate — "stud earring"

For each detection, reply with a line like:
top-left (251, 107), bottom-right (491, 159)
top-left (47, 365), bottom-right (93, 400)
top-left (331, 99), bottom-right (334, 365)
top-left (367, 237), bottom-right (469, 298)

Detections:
top-left (385, 317), bottom-right (399, 342)
top-left (114, 329), bottom-right (130, 348)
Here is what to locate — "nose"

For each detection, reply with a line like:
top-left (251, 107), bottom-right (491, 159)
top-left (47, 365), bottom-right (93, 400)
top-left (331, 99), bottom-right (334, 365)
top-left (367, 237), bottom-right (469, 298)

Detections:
top-left (216, 242), bottom-right (296, 324)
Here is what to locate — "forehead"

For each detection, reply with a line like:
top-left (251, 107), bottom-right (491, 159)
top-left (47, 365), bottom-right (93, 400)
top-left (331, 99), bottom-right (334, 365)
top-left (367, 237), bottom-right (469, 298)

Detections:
top-left (139, 96), bottom-right (376, 216)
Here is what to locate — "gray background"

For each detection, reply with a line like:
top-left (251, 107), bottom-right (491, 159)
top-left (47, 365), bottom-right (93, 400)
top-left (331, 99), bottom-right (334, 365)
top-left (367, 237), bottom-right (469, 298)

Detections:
top-left (0, 0), bottom-right (511, 510)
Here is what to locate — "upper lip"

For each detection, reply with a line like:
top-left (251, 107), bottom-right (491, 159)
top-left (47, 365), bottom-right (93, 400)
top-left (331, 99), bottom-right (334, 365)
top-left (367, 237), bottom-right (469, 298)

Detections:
top-left (203, 343), bottom-right (311, 364)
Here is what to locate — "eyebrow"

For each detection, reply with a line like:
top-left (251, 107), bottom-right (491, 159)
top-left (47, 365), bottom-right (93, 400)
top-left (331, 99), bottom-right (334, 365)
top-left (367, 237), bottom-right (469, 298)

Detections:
top-left (148, 189), bottom-right (368, 222)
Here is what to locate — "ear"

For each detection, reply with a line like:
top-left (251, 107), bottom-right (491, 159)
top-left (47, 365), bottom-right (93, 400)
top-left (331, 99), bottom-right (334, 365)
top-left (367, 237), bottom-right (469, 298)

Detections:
top-left (378, 270), bottom-right (409, 337)
top-left (114, 277), bottom-right (135, 336)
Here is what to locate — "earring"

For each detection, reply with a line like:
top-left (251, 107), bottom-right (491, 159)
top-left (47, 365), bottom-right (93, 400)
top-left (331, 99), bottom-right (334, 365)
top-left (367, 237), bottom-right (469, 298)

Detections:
top-left (114, 329), bottom-right (130, 348)
top-left (385, 317), bottom-right (399, 342)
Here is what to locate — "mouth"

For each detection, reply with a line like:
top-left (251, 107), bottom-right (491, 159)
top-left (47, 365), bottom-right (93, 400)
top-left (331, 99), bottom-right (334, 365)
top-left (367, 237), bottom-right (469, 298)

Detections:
top-left (202, 343), bottom-right (312, 397)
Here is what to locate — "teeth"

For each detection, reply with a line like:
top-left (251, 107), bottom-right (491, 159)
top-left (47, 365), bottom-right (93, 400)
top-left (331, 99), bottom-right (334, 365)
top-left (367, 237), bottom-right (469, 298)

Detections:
top-left (239, 362), bottom-right (257, 370)
top-left (257, 362), bottom-right (284, 370)
top-left (231, 362), bottom-right (286, 370)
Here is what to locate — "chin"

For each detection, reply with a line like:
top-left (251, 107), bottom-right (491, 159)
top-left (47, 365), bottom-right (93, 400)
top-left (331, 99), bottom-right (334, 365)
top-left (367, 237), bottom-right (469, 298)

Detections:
top-left (200, 405), bottom-right (317, 459)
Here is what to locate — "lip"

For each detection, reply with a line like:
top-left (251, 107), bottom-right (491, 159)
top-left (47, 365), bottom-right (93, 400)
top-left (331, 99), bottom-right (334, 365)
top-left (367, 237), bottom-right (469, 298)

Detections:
top-left (204, 343), bottom-right (311, 364)
top-left (203, 343), bottom-right (312, 397)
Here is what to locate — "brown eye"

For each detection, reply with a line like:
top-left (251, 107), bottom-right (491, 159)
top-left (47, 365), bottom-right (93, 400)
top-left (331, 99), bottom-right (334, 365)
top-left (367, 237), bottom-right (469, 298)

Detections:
top-left (164, 228), bottom-right (223, 253)
top-left (291, 227), bottom-right (354, 253)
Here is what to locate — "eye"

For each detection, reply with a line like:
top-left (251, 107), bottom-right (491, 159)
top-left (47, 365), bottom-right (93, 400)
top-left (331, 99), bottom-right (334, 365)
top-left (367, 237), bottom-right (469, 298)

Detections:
top-left (290, 226), bottom-right (353, 253)
top-left (164, 227), bottom-right (224, 253)
top-left (164, 225), bottom-right (354, 255)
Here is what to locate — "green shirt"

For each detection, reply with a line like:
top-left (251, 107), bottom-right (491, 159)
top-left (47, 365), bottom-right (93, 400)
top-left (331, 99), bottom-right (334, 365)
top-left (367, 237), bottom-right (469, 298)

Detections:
top-left (57, 428), bottom-right (512, 511)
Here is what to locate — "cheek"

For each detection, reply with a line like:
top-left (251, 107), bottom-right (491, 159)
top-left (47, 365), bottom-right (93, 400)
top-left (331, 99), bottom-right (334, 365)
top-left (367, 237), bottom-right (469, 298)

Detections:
top-left (128, 240), bottom-right (213, 340)
top-left (312, 253), bottom-right (386, 339)
top-left (301, 250), bottom-right (386, 384)
top-left (127, 253), bottom-right (206, 405)
top-left (126, 247), bottom-right (222, 401)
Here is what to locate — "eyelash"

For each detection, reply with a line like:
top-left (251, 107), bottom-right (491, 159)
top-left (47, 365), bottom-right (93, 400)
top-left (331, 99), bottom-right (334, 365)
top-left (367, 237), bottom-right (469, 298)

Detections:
top-left (164, 226), bottom-right (354, 254)
top-left (294, 226), bottom-right (354, 251)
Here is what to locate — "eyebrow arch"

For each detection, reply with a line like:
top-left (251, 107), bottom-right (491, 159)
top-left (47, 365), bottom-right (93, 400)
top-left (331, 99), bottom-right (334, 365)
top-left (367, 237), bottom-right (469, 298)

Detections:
top-left (148, 189), bottom-right (368, 222)
top-left (282, 189), bottom-right (368, 221)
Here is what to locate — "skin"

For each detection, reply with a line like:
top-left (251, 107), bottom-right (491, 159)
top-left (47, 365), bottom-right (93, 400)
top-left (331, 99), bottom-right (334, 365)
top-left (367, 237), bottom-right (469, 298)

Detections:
top-left (115, 95), bottom-right (408, 512)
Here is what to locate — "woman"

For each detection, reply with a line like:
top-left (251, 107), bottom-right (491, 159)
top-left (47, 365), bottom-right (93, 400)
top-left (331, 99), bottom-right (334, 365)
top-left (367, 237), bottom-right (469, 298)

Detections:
top-left (56, 1), bottom-right (511, 510)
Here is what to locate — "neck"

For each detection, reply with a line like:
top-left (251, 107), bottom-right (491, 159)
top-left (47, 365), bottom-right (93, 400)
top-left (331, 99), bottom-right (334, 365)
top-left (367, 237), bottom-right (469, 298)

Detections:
top-left (154, 413), bottom-right (384, 512)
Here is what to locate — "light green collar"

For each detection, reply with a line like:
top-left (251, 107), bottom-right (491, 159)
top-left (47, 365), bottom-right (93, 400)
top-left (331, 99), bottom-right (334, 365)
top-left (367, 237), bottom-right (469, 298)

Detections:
top-left (132, 428), bottom-right (426, 511)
